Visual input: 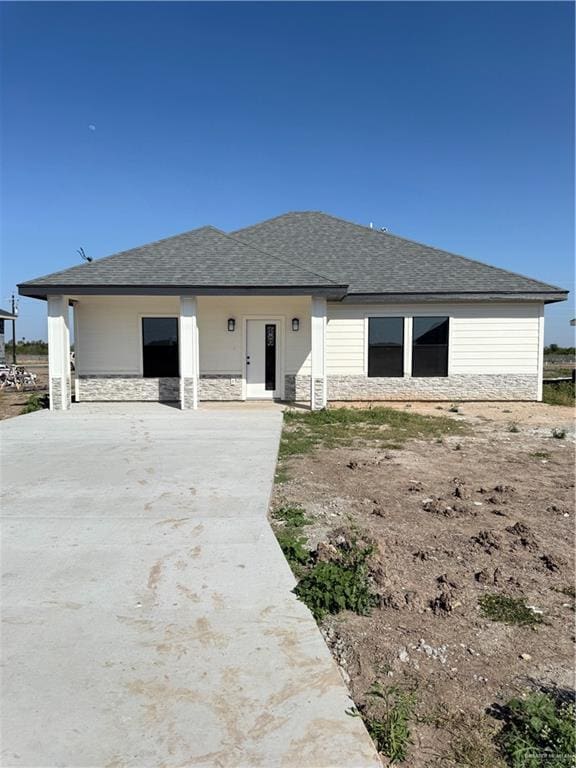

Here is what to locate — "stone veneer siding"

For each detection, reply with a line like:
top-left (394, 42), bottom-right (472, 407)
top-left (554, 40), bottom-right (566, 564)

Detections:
top-left (198, 374), bottom-right (243, 401)
top-left (285, 374), bottom-right (538, 402)
top-left (78, 372), bottom-right (538, 404)
top-left (77, 374), bottom-right (243, 402)
top-left (77, 376), bottom-right (179, 401)
top-left (328, 374), bottom-right (539, 401)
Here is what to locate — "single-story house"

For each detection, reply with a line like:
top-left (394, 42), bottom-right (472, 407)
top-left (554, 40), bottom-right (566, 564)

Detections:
top-left (18, 211), bottom-right (568, 410)
top-left (0, 308), bottom-right (17, 364)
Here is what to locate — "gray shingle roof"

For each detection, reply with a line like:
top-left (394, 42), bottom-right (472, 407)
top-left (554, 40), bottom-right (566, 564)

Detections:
top-left (18, 212), bottom-right (567, 302)
top-left (233, 212), bottom-right (566, 297)
top-left (19, 226), bottom-right (340, 291)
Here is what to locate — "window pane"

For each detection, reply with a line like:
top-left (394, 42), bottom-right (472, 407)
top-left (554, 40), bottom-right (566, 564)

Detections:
top-left (369, 317), bottom-right (403, 347)
top-left (412, 317), bottom-right (449, 377)
top-left (412, 346), bottom-right (448, 377)
top-left (368, 347), bottom-right (403, 377)
top-left (413, 317), bottom-right (448, 346)
top-left (142, 318), bottom-right (179, 377)
top-left (368, 318), bottom-right (404, 377)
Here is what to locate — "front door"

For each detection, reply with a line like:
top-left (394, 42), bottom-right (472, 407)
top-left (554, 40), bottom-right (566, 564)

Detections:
top-left (246, 320), bottom-right (278, 399)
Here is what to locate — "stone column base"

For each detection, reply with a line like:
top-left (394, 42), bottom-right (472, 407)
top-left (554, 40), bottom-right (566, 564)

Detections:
top-left (181, 376), bottom-right (198, 409)
top-left (50, 377), bottom-right (71, 411)
top-left (311, 377), bottom-right (326, 410)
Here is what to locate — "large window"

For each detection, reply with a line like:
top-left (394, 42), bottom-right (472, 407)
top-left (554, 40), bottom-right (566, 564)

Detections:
top-left (142, 317), bottom-right (179, 377)
top-left (368, 317), bottom-right (404, 377)
top-left (412, 317), bottom-right (449, 377)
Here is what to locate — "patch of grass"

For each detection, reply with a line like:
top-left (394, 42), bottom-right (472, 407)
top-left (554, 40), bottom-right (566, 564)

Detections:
top-left (271, 504), bottom-right (311, 527)
top-left (279, 407), bottom-right (466, 458)
top-left (274, 466), bottom-right (290, 484)
top-left (437, 712), bottom-right (505, 768)
top-left (496, 691), bottom-right (576, 768)
top-left (543, 382), bottom-right (575, 407)
top-left (544, 367), bottom-right (574, 379)
top-left (21, 393), bottom-right (48, 414)
top-left (508, 423), bottom-right (520, 433)
top-left (529, 451), bottom-right (550, 460)
top-left (294, 540), bottom-right (376, 620)
top-left (479, 594), bottom-right (543, 626)
top-left (364, 684), bottom-right (417, 763)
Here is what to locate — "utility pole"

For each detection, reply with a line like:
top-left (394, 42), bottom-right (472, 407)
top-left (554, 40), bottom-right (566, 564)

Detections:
top-left (11, 294), bottom-right (17, 364)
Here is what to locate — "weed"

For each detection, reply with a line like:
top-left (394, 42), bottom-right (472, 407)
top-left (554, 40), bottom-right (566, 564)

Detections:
top-left (449, 403), bottom-right (460, 413)
top-left (543, 382), bottom-right (575, 407)
top-left (21, 393), bottom-right (48, 414)
top-left (279, 407), bottom-right (465, 458)
top-left (454, 443), bottom-right (462, 451)
top-left (529, 451), bottom-right (550, 460)
top-left (552, 428), bottom-right (567, 440)
top-left (275, 529), bottom-right (309, 570)
top-left (294, 540), bottom-right (376, 620)
top-left (496, 691), bottom-right (576, 768)
top-left (271, 504), bottom-right (311, 528)
top-left (364, 684), bottom-right (417, 763)
top-left (508, 424), bottom-right (520, 433)
top-left (479, 594), bottom-right (543, 626)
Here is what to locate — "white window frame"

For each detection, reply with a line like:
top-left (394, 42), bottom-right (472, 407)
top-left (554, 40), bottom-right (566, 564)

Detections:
top-left (364, 312), bottom-right (452, 378)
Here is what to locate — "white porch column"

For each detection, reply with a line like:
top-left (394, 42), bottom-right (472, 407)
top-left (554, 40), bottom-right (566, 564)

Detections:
top-left (47, 295), bottom-right (71, 411)
top-left (179, 296), bottom-right (199, 409)
top-left (310, 296), bottom-right (327, 410)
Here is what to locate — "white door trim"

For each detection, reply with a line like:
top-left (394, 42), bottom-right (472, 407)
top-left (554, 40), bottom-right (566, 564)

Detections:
top-left (241, 315), bottom-right (285, 400)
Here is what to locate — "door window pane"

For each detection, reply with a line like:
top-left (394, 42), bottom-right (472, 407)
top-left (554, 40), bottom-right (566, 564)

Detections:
top-left (368, 318), bottom-right (404, 377)
top-left (265, 324), bottom-right (276, 390)
top-left (142, 318), bottom-right (179, 377)
top-left (412, 317), bottom-right (449, 377)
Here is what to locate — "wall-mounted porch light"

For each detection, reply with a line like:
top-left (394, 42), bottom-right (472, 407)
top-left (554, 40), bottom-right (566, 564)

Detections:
top-left (227, 318), bottom-right (236, 332)
top-left (291, 317), bottom-right (300, 332)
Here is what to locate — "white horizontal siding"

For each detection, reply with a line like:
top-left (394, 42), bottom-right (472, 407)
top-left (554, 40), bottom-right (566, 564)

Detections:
top-left (75, 296), bottom-right (179, 375)
top-left (74, 295), bottom-right (312, 376)
top-left (327, 302), bottom-right (543, 375)
top-left (197, 296), bottom-right (311, 375)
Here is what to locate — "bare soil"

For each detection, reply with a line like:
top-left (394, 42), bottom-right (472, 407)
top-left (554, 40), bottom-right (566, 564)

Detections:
top-left (272, 402), bottom-right (576, 766)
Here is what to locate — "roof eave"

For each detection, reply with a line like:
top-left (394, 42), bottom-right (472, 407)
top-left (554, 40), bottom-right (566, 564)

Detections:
top-left (340, 291), bottom-right (569, 304)
top-left (18, 283), bottom-right (349, 300)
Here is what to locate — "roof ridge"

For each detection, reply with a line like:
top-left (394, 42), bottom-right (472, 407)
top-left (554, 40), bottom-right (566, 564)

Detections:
top-left (311, 212), bottom-right (565, 292)
top-left (219, 227), bottom-right (341, 286)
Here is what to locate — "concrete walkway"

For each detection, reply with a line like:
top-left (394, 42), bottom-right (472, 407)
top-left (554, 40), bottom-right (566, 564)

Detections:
top-left (1, 404), bottom-right (380, 768)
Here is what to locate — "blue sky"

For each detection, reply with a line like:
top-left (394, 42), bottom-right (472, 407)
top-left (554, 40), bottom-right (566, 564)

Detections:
top-left (1, 1), bottom-right (574, 343)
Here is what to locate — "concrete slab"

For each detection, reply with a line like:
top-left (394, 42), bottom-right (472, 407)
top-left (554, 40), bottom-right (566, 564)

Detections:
top-left (1, 404), bottom-right (380, 767)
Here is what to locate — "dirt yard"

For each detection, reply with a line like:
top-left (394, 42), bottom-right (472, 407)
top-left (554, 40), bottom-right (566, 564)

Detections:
top-left (0, 357), bottom-right (48, 420)
top-left (271, 401), bottom-right (575, 766)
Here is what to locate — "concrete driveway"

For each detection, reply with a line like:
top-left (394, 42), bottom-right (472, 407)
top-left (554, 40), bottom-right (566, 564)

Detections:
top-left (1, 404), bottom-right (380, 768)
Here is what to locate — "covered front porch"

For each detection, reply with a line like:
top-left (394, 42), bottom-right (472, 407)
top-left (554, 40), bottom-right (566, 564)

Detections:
top-left (46, 294), bottom-right (328, 411)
